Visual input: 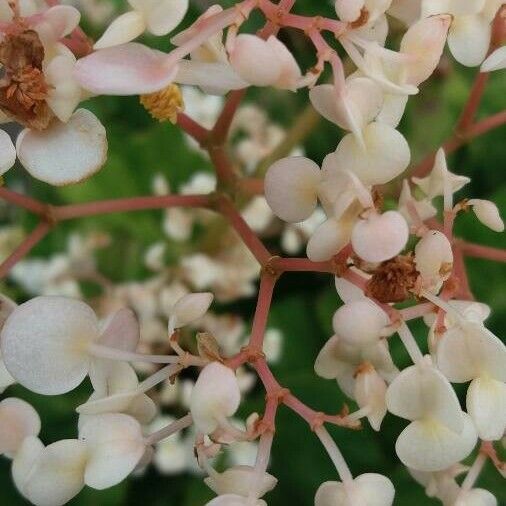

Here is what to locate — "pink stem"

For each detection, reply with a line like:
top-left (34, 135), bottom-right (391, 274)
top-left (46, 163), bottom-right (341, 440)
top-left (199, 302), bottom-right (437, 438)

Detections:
top-left (0, 186), bottom-right (48, 215)
top-left (273, 257), bottom-right (334, 273)
top-left (0, 221), bottom-right (51, 279)
top-left (208, 146), bottom-right (239, 188)
top-left (249, 274), bottom-right (277, 350)
top-left (177, 113), bottom-right (210, 145)
top-left (237, 178), bottom-right (265, 195)
top-left (54, 195), bottom-right (211, 221)
top-left (458, 241), bottom-right (506, 263)
top-left (211, 90), bottom-right (246, 144)
top-left (400, 302), bottom-right (435, 321)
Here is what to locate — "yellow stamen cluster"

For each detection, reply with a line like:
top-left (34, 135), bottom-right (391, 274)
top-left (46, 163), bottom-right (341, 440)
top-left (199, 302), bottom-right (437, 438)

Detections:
top-left (140, 84), bottom-right (184, 124)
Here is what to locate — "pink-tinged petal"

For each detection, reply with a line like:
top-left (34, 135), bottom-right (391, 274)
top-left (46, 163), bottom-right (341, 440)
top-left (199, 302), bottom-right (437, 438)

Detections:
top-left (131, 0), bottom-right (189, 36)
top-left (0, 130), bottom-right (16, 176)
top-left (75, 43), bottom-right (178, 95)
top-left (16, 109), bottom-right (107, 186)
top-left (94, 11), bottom-right (146, 50)
top-left (34, 5), bottom-right (81, 44)
top-left (481, 46), bottom-right (506, 72)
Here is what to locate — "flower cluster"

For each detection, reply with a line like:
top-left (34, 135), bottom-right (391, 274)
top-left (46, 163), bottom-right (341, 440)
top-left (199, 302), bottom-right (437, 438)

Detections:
top-left (0, 1), bottom-right (505, 505)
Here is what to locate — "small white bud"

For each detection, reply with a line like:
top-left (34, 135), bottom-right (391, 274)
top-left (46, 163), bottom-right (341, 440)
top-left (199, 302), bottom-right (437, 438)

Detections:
top-left (169, 292), bottom-right (214, 332)
top-left (355, 365), bottom-right (388, 431)
top-left (415, 230), bottom-right (453, 291)
top-left (468, 199), bottom-right (505, 232)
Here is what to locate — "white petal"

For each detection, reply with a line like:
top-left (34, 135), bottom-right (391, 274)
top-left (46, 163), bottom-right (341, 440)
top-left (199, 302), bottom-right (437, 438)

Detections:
top-left (335, 0), bottom-right (364, 22)
top-left (266, 35), bottom-right (302, 90)
top-left (376, 94), bottom-right (408, 128)
top-left (204, 465), bottom-right (277, 497)
top-left (80, 413), bottom-right (145, 489)
top-left (333, 299), bottom-right (390, 347)
top-left (468, 199), bottom-right (504, 232)
top-left (315, 481), bottom-right (347, 506)
top-left (0, 130), bottom-right (16, 175)
top-left (229, 34), bottom-right (281, 87)
top-left (306, 217), bottom-right (352, 262)
top-left (352, 211), bottom-right (409, 263)
top-left (34, 6), bottom-right (81, 45)
top-left (355, 369), bottom-right (388, 431)
top-left (0, 296), bottom-right (98, 395)
top-left (415, 230), bottom-right (453, 288)
top-left (448, 15), bottom-right (491, 67)
top-left (131, 0), bottom-right (189, 36)
top-left (354, 473), bottom-right (395, 506)
top-left (175, 60), bottom-right (247, 94)
top-left (0, 353), bottom-right (15, 393)
top-left (466, 377), bottom-right (506, 441)
top-left (386, 362), bottom-right (463, 431)
top-left (265, 157), bottom-right (321, 223)
top-left (21, 439), bottom-right (87, 506)
top-left (314, 335), bottom-right (359, 380)
top-left (12, 436), bottom-right (44, 495)
top-left (94, 11), bottom-right (146, 49)
top-left (0, 398), bottom-right (40, 456)
top-left (98, 308), bottom-right (140, 352)
top-left (458, 488), bottom-right (497, 506)
top-left (190, 362), bottom-right (241, 434)
top-left (75, 43), bottom-right (178, 95)
top-left (206, 495), bottom-right (265, 506)
top-left (395, 413), bottom-right (477, 472)
top-left (170, 292), bottom-right (213, 329)
top-left (401, 15), bottom-right (451, 85)
top-left (335, 273), bottom-right (367, 303)
top-left (16, 109), bottom-right (107, 186)
top-left (481, 45), bottom-right (506, 72)
top-left (333, 123), bottom-right (410, 185)
top-left (388, 0), bottom-right (421, 25)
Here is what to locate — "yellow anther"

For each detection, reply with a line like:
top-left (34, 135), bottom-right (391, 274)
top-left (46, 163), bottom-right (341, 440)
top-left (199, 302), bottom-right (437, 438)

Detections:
top-left (140, 84), bottom-right (184, 124)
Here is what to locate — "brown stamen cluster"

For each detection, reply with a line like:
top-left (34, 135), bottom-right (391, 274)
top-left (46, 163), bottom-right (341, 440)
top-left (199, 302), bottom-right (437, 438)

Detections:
top-left (365, 254), bottom-right (419, 303)
top-left (0, 29), bottom-right (53, 130)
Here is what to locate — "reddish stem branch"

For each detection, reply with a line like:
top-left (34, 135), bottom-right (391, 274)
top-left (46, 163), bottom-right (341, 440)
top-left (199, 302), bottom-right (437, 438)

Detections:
top-left (208, 146), bottom-right (239, 188)
top-left (217, 196), bottom-right (272, 266)
top-left (0, 186), bottom-right (47, 215)
top-left (249, 274), bottom-right (277, 350)
top-left (273, 257), bottom-right (334, 273)
top-left (458, 240), bottom-right (506, 262)
top-left (211, 90), bottom-right (246, 144)
top-left (54, 195), bottom-right (211, 221)
top-left (177, 113), bottom-right (210, 145)
top-left (0, 221), bottom-right (51, 279)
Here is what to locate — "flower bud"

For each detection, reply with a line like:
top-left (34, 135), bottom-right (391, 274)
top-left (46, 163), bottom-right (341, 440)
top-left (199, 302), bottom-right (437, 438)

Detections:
top-left (190, 362), bottom-right (241, 434)
top-left (169, 292), bottom-right (214, 331)
top-left (468, 199), bottom-right (504, 232)
top-left (306, 217), bottom-right (352, 262)
top-left (355, 365), bottom-right (388, 431)
top-left (415, 230), bottom-right (453, 291)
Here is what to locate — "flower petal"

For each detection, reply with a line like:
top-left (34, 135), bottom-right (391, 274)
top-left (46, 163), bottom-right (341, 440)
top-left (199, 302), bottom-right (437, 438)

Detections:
top-left (0, 398), bottom-right (40, 456)
top-left (94, 11), bottom-right (146, 50)
top-left (306, 217), bottom-right (352, 262)
top-left (131, 0), bottom-right (189, 36)
top-left (0, 129), bottom-right (16, 176)
top-left (481, 45), bottom-right (506, 72)
top-left (16, 109), bottom-right (107, 186)
top-left (448, 15), bottom-right (491, 67)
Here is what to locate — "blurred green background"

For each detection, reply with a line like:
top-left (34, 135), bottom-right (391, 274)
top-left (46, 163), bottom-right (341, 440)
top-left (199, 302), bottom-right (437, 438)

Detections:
top-left (0, 0), bottom-right (505, 504)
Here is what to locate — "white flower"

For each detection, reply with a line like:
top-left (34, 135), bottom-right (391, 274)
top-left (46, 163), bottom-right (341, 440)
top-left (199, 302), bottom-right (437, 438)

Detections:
top-left (415, 230), bottom-right (453, 292)
top-left (94, 0), bottom-right (189, 49)
top-left (386, 358), bottom-right (477, 471)
top-left (355, 364), bottom-right (388, 430)
top-left (481, 46), bottom-right (506, 72)
top-left (315, 473), bottom-right (395, 506)
top-left (467, 199), bottom-right (505, 232)
top-left (168, 292), bottom-right (214, 334)
top-left (190, 362), bottom-right (241, 434)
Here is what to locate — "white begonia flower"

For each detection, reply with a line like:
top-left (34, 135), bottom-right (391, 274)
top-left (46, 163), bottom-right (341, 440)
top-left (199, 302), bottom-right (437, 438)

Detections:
top-left (412, 148), bottom-right (470, 199)
top-left (315, 334), bottom-right (398, 399)
top-left (315, 473), bottom-right (395, 506)
top-left (16, 109), bottom-right (107, 186)
top-left (398, 180), bottom-right (437, 226)
top-left (13, 436), bottom-right (88, 506)
top-left (456, 488), bottom-right (498, 506)
top-left (354, 364), bottom-right (388, 431)
top-left (352, 210), bottom-right (410, 263)
top-left (206, 495), bottom-right (266, 506)
top-left (168, 292), bottom-right (214, 335)
top-left (190, 362), bottom-right (241, 434)
top-left (79, 413), bottom-right (146, 489)
top-left (205, 465), bottom-right (277, 498)
top-left (415, 230), bottom-right (453, 292)
top-left (94, 0), bottom-right (189, 49)
top-left (229, 34), bottom-right (302, 90)
top-left (481, 45), bottom-right (506, 72)
top-left (467, 199), bottom-right (505, 232)
top-left (0, 398), bottom-right (41, 458)
top-left (171, 6), bottom-right (248, 96)
top-left (423, 0), bottom-right (502, 67)
top-left (423, 300), bottom-right (491, 329)
top-left (386, 358), bottom-right (477, 471)
top-left (0, 296), bottom-right (143, 395)
top-left (332, 299), bottom-right (391, 347)
top-left (436, 322), bottom-right (506, 440)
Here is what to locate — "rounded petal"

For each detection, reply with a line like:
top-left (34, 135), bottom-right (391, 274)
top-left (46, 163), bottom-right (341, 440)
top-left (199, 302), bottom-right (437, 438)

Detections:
top-left (333, 123), bottom-right (411, 185)
top-left (376, 94), bottom-right (408, 128)
top-left (75, 43), bottom-right (178, 95)
top-left (315, 481), bottom-right (347, 506)
top-left (98, 308), bottom-right (140, 352)
top-left (354, 473), bottom-right (395, 506)
top-left (0, 129), bottom-right (16, 175)
top-left (16, 109), bottom-right (107, 186)
top-left (335, 0), bottom-right (364, 22)
top-left (448, 15), bottom-right (491, 67)
top-left (395, 414), bottom-right (477, 472)
top-left (0, 398), bottom-right (40, 456)
top-left (204, 465), bottom-right (277, 497)
top-left (314, 335), bottom-right (353, 380)
top-left (35, 5), bottom-right (81, 44)
top-left (466, 377), bottom-right (506, 441)
top-left (132, 0), bottom-right (189, 36)
top-left (94, 11), bottom-right (146, 49)
top-left (190, 362), bottom-right (241, 434)
top-left (80, 413), bottom-right (145, 489)
top-left (386, 362), bottom-right (463, 431)
top-left (266, 35), bottom-right (302, 90)
top-left (229, 34), bottom-right (281, 87)
top-left (335, 273), bottom-right (367, 303)
top-left (332, 299), bottom-right (389, 347)
top-left (352, 211), bottom-right (409, 263)
top-left (415, 230), bottom-right (453, 288)
top-left (265, 157), bottom-right (321, 223)
top-left (206, 495), bottom-right (264, 506)
top-left (12, 436), bottom-right (44, 495)
top-left (481, 46), bottom-right (506, 72)
top-left (355, 370), bottom-right (388, 431)
top-left (458, 488), bottom-right (497, 506)
top-left (21, 439), bottom-right (87, 506)
top-left (306, 218), bottom-right (352, 262)
top-left (1, 296), bottom-right (99, 395)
